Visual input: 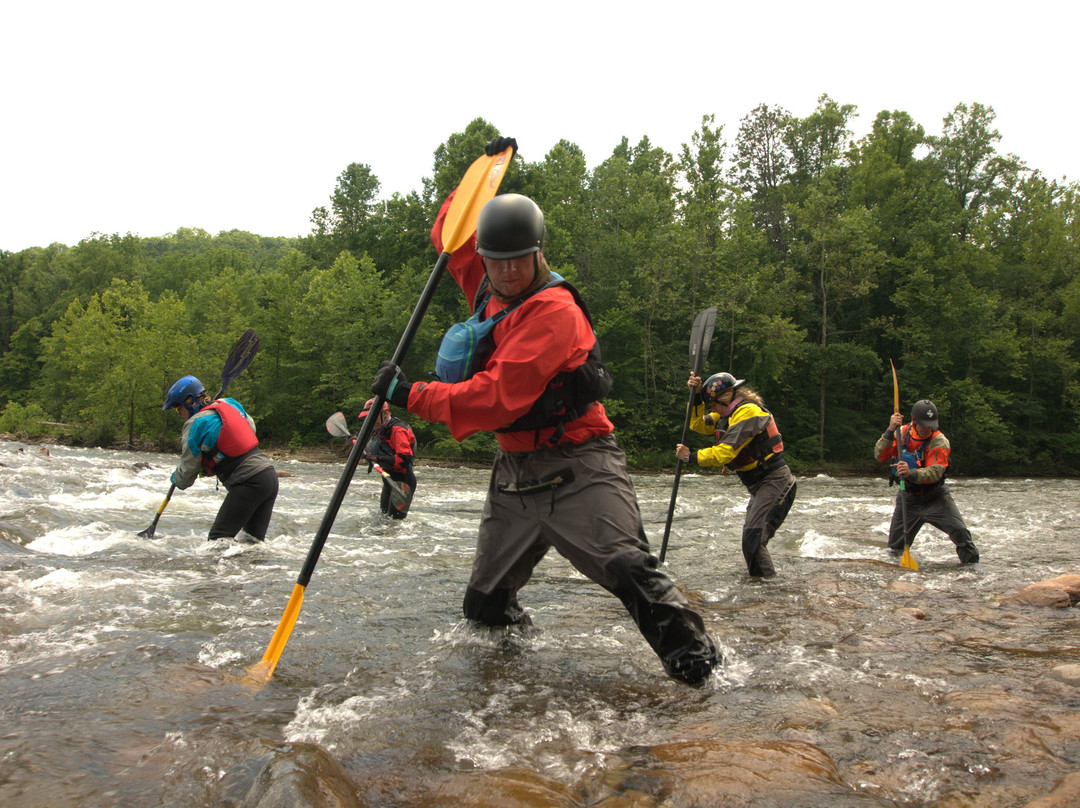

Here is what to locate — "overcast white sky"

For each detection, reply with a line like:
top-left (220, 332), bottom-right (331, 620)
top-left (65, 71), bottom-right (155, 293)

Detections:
top-left (2, 1), bottom-right (1075, 253)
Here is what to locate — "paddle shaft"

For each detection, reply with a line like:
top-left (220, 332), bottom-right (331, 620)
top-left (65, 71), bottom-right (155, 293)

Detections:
top-left (658, 388), bottom-right (697, 563)
top-left (658, 307), bottom-right (717, 563)
top-left (296, 251), bottom-right (449, 587)
top-left (248, 149), bottom-right (512, 682)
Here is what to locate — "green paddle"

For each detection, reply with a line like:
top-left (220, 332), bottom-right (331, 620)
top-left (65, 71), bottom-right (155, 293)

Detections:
top-left (658, 306), bottom-right (717, 563)
top-left (138, 328), bottom-right (260, 539)
top-left (245, 146), bottom-right (513, 684)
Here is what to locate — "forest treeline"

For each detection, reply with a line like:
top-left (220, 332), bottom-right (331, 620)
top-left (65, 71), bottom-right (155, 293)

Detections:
top-left (1, 98), bottom-right (1078, 475)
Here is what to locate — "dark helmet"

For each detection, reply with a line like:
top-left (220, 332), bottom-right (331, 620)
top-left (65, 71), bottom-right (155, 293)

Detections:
top-left (360, 397), bottom-right (390, 418)
top-left (476, 194), bottom-right (545, 259)
top-left (701, 372), bottom-right (745, 402)
top-left (163, 375), bottom-right (205, 411)
top-left (911, 399), bottom-right (939, 429)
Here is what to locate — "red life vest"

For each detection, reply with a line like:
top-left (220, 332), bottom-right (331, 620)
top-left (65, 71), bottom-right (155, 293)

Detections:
top-left (200, 400), bottom-right (259, 476)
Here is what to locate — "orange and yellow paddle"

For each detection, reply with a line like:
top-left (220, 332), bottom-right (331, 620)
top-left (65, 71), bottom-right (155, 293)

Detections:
top-left (243, 147), bottom-right (513, 684)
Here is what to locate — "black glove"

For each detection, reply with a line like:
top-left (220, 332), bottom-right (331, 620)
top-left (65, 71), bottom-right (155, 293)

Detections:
top-left (485, 136), bottom-right (518, 156)
top-left (371, 361), bottom-right (411, 409)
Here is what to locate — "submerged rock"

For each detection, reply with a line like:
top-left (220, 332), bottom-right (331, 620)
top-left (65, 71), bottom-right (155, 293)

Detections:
top-left (1021, 772), bottom-right (1080, 807)
top-left (591, 738), bottom-right (880, 807)
top-left (1001, 574), bottom-right (1080, 608)
top-left (241, 743), bottom-right (360, 808)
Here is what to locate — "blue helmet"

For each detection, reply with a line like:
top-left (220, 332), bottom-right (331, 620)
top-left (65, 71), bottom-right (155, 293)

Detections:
top-left (163, 375), bottom-right (205, 411)
top-left (702, 372), bottom-right (745, 402)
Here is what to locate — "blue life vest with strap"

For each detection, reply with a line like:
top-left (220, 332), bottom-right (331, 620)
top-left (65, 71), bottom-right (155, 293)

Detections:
top-left (435, 272), bottom-right (612, 445)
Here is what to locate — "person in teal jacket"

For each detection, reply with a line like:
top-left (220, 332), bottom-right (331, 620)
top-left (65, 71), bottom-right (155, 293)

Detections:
top-left (163, 375), bottom-right (278, 541)
top-left (675, 371), bottom-right (796, 578)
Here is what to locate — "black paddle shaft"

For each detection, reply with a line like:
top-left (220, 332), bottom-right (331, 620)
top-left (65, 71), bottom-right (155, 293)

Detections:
top-left (295, 252), bottom-right (451, 587)
top-left (659, 307), bottom-right (717, 563)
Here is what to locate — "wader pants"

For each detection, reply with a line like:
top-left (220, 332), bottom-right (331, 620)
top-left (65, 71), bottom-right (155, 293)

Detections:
top-left (209, 466), bottom-right (279, 541)
top-left (462, 435), bottom-right (720, 685)
top-left (739, 464), bottom-right (796, 578)
top-left (887, 484), bottom-right (979, 563)
top-left (380, 466), bottom-right (416, 519)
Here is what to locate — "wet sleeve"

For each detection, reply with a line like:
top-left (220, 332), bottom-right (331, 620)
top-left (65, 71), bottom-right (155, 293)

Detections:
top-left (875, 432), bottom-right (898, 462)
top-left (388, 423), bottom-right (415, 472)
top-left (912, 434), bottom-right (950, 483)
top-left (171, 418), bottom-right (204, 489)
top-left (688, 402), bottom-right (714, 435)
top-left (693, 404), bottom-right (771, 469)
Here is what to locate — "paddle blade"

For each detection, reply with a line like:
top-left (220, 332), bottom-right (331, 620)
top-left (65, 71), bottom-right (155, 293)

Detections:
top-left (243, 583), bottom-right (306, 684)
top-left (441, 147), bottom-right (513, 254)
top-left (689, 306), bottom-right (717, 374)
top-left (889, 359), bottom-right (899, 412)
top-left (136, 486), bottom-right (174, 539)
top-left (325, 411), bottom-right (350, 438)
top-left (390, 481), bottom-right (413, 514)
top-left (216, 328), bottom-right (260, 399)
top-left (900, 545), bottom-right (919, 570)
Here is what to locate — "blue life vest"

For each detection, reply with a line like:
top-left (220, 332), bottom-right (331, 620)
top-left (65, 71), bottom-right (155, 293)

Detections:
top-left (435, 273), bottom-right (565, 384)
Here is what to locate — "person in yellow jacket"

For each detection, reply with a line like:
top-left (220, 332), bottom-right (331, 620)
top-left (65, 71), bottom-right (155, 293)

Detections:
top-left (675, 371), bottom-right (796, 578)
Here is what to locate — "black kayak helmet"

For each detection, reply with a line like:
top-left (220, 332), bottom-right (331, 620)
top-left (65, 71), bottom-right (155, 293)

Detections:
top-left (911, 399), bottom-right (939, 430)
top-left (702, 372), bottom-right (745, 402)
top-left (476, 194), bottom-right (545, 259)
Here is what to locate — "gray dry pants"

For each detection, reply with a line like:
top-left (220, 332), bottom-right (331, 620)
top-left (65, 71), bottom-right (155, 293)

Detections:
top-left (209, 466), bottom-right (279, 541)
top-left (463, 435), bottom-right (719, 684)
top-left (740, 464), bottom-right (796, 578)
top-left (888, 485), bottom-right (979, 562)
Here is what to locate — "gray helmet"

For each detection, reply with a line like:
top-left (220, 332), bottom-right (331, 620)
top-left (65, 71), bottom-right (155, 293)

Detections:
top-left (702, 372), bottom-right (745, 402)
top-left (911, 399), bottom-right (939, 429)
top-left (476, 194), bottom-right (545, 259)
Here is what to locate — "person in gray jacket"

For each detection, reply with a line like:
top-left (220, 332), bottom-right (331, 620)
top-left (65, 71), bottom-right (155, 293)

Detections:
top-left (163, 375), bottom-right (278, 541)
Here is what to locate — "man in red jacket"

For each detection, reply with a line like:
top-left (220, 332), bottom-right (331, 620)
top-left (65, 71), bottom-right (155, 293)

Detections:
top-left (371, 137), bottom-right (720, 685)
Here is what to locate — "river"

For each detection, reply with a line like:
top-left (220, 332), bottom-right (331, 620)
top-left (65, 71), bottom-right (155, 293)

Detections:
top-left (2, 438), bottom-right (1079, 807)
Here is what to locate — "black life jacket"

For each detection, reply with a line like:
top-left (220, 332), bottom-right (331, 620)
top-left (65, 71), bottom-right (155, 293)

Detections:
top-left (366, 417), bottom-right (417, 467)
top-left (715, 398), bottom-right (785, 486)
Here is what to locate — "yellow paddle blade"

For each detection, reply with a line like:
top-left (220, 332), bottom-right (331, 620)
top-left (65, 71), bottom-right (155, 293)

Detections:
top-left (889, 358), bottom-right (899, 412)
top-left (442, 146), bottom-right (513, 253)
top-left (243, 583), bottom-right (306, 684)
top-left (900, 545), bottom-right (919, 570)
